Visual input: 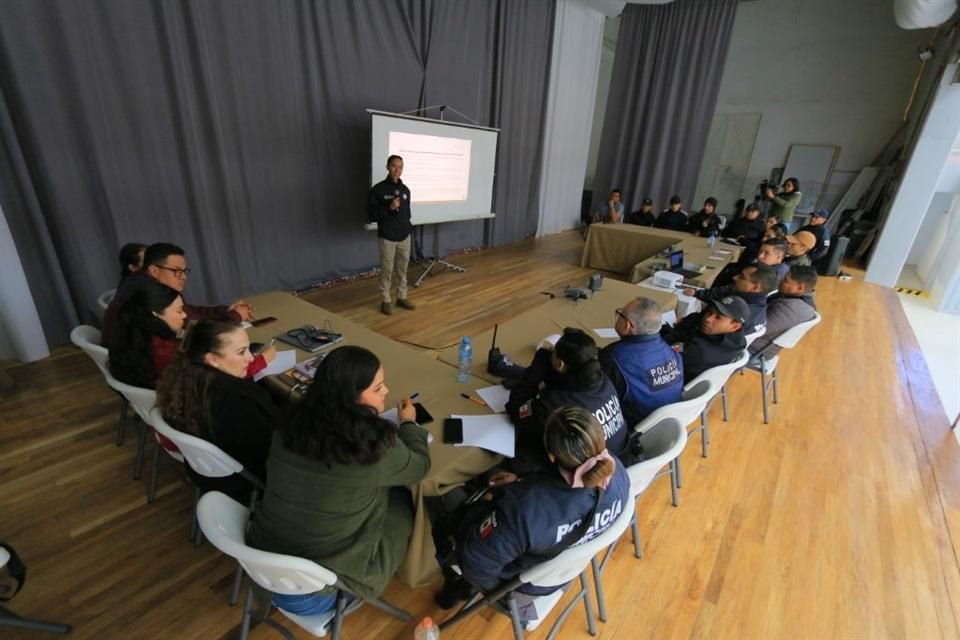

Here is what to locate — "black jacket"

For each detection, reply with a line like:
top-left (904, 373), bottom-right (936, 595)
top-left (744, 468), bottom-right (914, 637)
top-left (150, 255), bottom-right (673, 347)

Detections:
top-left (367, 177), bottom-right (413, 241)
top-left (626, 210), bottom-right (656, 227)
top-left (659, 312), bottom-right (746, 381)
top-left (799, 223), bottom-right (831, 262)
top-left (695, 287), bottom-right (768, 336)
top-left (686, 211), bottom-right (721, 237)
top-left (654, 209), bottom-right (688, 231)
top-left (722, 217), bottom-right (765, 248)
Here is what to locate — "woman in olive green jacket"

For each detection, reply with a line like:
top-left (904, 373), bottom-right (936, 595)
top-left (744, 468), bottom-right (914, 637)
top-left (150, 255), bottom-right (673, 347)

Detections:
top-left (765, 177), bottom-right (802, 230)
top-left (247, 345), bottom-right (430, 614)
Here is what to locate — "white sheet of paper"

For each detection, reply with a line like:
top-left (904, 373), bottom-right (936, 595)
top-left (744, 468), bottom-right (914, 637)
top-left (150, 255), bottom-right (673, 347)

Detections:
top-left (240, 321), bottom-right (253, 329)
top-left (538, 333), bottom-right (561, 350)
top-left (661, 310), bottom-right (677, 327)
top-left (714, 249), bottom-right (732, 255)
top-left (451, 414), bottom-right (515, 458)
top-left (252, 349), bottom-right (297, 381)
top-left (707, 255), bottom-right (725, 261)
top-left (593, 327), bottom-right (619, 339)
top-left (476, 384), bottom-right (510, 414)
top-left (380, 408), bottom-right (433, 442)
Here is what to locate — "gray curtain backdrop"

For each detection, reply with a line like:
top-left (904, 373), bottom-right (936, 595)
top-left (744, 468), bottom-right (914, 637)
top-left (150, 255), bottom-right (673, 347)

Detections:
top-left (592, 0), bottom-right (738, 214)
top-left (0, 0), bottom-right (554, 346)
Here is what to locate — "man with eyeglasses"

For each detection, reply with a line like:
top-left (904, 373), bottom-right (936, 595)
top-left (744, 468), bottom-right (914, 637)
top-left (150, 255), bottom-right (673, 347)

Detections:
top-left (598, 296), bottom-right (684, 429)
top-left (103, 242), bottom-right (254, 344)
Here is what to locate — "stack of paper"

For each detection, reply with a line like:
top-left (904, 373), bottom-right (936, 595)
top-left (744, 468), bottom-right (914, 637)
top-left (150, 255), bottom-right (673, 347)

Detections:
top-left (450, 414), bottom-right (515, 458)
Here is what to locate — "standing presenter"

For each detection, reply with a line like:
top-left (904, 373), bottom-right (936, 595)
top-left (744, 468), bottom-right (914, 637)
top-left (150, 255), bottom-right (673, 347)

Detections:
top-left (368, 154), bottom-right (416, 315)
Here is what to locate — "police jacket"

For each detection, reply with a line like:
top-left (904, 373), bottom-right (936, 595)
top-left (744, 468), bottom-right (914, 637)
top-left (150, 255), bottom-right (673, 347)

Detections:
top-left (686, 211), bottom-right (721, 237)
top-left (695, 287), bottom-right (768, 336)
top-left (660, 312), bottom-right (747, 381)
top-left (654, 209), bottom-right (688, 231)
top-left (626, 210), bottom-right (656, 226)
top-left (506, 349), bottom-right (629, 459)
top-left (799, 223), bottom-right (831, 262)
top-left (599, 334), bottom-right (684, 428)
top-left (457, 461), bottom-right (631, 595)
top-left (367, 177), bottom-right (412, 241)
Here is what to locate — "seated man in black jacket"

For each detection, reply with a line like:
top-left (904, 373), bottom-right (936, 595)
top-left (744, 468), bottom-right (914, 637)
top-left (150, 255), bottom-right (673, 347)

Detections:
top-left (659, 296), bottom-right (749, 381)
top-left (684, 265), bottom-right (777, 336)
top-left (654, 195), bottom-right (689, 231)
top-left (798, 208), bottom-right (832, 262)
top-left (687, 197), bottom-right (722, 237)
top-left (626, 198), bottom-right (656, 226)
top-left (722, 203), bottom-right (765, 250)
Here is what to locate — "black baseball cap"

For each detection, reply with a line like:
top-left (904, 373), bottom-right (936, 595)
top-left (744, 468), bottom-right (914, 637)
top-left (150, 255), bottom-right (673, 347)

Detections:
top-left (642, 198), bottom-right (653, 205)
top-left (710, 296), bottom-right (750, 324)
top-left (811, 208), bottom-right (830, 220)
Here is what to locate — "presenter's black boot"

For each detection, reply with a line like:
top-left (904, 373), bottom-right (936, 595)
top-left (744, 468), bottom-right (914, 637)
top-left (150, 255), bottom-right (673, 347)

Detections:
top-left (381, 302), bottom-right (392, 315)
top-left (396, 298), bottom-right (416, 311)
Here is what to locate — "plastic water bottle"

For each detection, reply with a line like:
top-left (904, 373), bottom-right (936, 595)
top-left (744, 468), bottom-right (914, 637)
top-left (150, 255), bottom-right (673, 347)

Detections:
top-left (414, 617), bottom-right (440, 640)
top-left (707, 233), bottom-right (717, 249)
top-left (457, 337), bottom-right (473, 383)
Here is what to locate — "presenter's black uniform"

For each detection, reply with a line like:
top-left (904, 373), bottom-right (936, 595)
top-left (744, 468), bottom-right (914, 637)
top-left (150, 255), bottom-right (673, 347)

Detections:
top-left (368, 177), bottom-right (413, 305)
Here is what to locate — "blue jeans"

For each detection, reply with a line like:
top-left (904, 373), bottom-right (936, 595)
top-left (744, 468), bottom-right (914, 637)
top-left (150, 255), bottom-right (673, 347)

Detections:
top-left (273, 591), bottom-right (338, 616)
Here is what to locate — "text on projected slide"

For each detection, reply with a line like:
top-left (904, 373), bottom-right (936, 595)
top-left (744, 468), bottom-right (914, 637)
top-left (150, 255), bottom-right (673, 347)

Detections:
top-left (389, 131), bottom-right (471, 203)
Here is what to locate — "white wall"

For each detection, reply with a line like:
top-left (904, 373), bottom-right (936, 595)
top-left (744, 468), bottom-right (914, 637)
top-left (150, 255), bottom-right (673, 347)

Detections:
top-left (907, 191), bottom-right (953, 268)
top-left (707, 0), bottom-right (931, 209)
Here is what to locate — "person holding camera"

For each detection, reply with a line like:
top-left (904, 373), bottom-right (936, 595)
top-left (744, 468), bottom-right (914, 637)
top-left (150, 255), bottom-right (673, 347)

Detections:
top-left (764, 177), bottom-right (801, 232)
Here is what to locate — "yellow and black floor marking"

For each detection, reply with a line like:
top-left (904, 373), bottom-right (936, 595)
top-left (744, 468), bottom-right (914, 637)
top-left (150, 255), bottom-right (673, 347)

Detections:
top-left (896, 287), bottom-right (928, 297)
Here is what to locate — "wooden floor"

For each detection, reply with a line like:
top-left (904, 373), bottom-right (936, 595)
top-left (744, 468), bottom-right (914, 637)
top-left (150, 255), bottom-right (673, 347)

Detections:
top-left (2, 231), bottom-right (959, 639)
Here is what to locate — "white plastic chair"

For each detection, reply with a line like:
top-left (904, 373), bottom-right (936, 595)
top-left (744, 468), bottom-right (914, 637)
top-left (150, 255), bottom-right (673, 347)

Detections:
top-left (150, 408), bottom-right (263, 605)
top-left (197, 492), bottom-right (412, 640)
top-left (97, 288), bottom-right (116, 311)
top-left (632, 379), bottom-right (718, 500)
top-left (440, 497), bottom-right (635, 640)
top-left (623, 418), bottom-right (687, 560)
top-left (744, 328), bottom-right (765, 348)
top-left (0, 545), bottom-right (72, 635)
top-left (746, 313), bottom-right (822, 423)
top-left (683, 349), bottom-right (751, 449)
top-left (70, 325), bottom-right (130, 447)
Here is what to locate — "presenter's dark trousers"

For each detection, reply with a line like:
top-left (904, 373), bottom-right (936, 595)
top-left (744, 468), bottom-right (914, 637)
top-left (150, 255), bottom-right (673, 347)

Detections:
top-left (378, 236), bottom-right (411, 303)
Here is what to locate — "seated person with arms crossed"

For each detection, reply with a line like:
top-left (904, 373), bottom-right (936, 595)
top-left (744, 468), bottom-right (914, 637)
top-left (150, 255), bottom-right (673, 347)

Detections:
top-left (722, 204), bottom-right (765, 252)
top-left (626, 198), bottom-right (656, 226)
top-left (687, 197), bottom-right (722, 237)
top-left (654, 195), bottom-right (689, 231)
top-left (103, 242), bottom-right (255, 344)
top-left (107, 279), bottom-right (187, 388)
top-left (784, 230), bottom-right (816, 267)
top-left (247, 346), bottom-right (429, 616)
top-left (749, 265), bottom-right (818, 357)
top-left (506, 329), bottom-right (629, 465)
top-left (598, 297), bottom-right (683, 428)
top-left (685, 265), bottom-right (778, 336)
top-left (156, 319), bottom-right (279, 504)
top-left (660, 296), bottom-right (749, 381)
top-left (432, 406), bottom-right (630, 621)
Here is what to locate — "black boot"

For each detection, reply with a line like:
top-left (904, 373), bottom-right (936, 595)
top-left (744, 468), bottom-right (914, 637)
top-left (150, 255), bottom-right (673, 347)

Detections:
top-left (434, 574), bottom-right (475, 609)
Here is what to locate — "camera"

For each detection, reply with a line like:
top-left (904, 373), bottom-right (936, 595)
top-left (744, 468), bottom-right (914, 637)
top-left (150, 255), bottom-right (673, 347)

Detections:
top-left (759, 179), bottom-right (779, 196)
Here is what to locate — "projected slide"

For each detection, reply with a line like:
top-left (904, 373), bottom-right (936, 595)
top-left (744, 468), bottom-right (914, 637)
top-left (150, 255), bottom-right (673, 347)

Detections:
top-left (389, 131), bottom-right (472, 203)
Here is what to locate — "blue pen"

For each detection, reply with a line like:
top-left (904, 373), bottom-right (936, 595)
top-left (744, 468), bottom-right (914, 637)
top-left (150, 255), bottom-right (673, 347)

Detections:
top-left (410, 392), bottom-right (420, 400)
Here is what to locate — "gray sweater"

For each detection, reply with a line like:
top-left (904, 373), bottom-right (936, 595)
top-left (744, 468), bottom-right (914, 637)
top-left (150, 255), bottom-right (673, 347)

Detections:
top-left (748, 292), bottom-right (817, 356)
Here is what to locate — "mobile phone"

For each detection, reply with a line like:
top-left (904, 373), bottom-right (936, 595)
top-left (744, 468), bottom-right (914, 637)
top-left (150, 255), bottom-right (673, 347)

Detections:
top-left (443, 418), bottom-right (463, 445)
top-left (251, 316), bottom-right (277, 327)
top-left (414, 402), bottom-right (434, 425)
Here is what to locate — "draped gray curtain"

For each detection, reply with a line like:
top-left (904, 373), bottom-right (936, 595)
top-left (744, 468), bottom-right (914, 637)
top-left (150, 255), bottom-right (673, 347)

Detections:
top-left (0, 0), bottom-right (554, 346)
top-left (593, 0), bottom-right (738, 214)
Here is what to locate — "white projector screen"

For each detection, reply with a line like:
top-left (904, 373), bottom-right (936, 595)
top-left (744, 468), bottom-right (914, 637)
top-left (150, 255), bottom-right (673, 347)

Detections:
top-left (368, 110), bottom-right (498, 226)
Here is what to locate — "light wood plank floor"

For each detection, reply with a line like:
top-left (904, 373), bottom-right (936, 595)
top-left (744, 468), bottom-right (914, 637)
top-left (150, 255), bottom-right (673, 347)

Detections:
top-left (1, 231), bottom-right (958, 639)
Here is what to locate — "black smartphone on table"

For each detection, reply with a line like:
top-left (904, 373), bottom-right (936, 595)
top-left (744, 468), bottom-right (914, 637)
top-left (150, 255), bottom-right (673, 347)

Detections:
top-left (443, 418), bottom-right (463, 444)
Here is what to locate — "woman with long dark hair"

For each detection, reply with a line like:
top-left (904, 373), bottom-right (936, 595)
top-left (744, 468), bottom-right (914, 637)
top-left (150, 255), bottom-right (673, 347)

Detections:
top-left (506, 328), bottom-right (629, 463)
top-left (155, 319), bottom-right (278, 502)
top-left (117, 242), bottom-right (147, 282)
top-left (107, 279), bottom-right (185, 388)
top-left (247, 345), bottom-right (430, 615)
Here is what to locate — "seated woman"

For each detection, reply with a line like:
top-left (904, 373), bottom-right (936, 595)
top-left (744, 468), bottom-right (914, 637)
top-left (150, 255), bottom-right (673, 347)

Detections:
top-left (155, 320), bottom-right (278, 503)
top-left (107, 279), bottom-right (186, 388)
top-left (247, 345), bottom-right (430, 615)
top-left (434, 406), bottom-right (631, 620)
top-left (505, 328), bottom-right (629, 465)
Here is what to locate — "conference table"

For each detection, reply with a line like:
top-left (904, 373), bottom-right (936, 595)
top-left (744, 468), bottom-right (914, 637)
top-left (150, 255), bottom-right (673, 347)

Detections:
top-left (581, 223), bottom-right (742, 288)
top-left (244, 291), bottom-right (500, 587)
top-left (435, 277), bottom-right (678, 384)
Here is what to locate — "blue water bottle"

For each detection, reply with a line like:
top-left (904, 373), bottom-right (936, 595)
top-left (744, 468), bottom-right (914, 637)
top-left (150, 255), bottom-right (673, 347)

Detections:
top-left (457, 337), bottom-right (473, 383)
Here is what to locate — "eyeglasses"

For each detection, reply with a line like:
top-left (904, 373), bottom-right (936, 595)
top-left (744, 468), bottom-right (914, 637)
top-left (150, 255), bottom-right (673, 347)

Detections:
top-left (155, 265), bottom-right (191, 278)
top-left (614, 308), bottom-right (630, 323)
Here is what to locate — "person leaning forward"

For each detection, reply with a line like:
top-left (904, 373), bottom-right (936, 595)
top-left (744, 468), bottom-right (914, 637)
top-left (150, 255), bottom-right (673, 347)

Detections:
top-left (368, 154), bottom-right (416, 315)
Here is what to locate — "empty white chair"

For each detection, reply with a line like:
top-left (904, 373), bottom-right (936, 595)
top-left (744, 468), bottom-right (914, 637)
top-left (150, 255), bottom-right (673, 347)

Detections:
top-left (632, 378), bottom-right (718, 499)
top-left (439, 497), bottom-right (635, 640)
top-left (150, 408), bottom-right (263, 605)
top-left (197, 492), bottom-right (411, 640)
top-left (683, 349), bottom-right (750, 444)
top-left (70, 325), bottom-right (130, 447)
top-left (746, 312), bottom-right (822, 423)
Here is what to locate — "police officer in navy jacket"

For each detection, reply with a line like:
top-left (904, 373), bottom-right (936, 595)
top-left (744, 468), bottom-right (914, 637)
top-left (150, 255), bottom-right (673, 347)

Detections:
top-left (434, 407), bottom-right (631, 617)
top-left (599, 296), bottom-right (684, 429)
top-left (685, 265), bottom-right (778, 337)
top-left (506, 329), bottom-right (628, 464)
